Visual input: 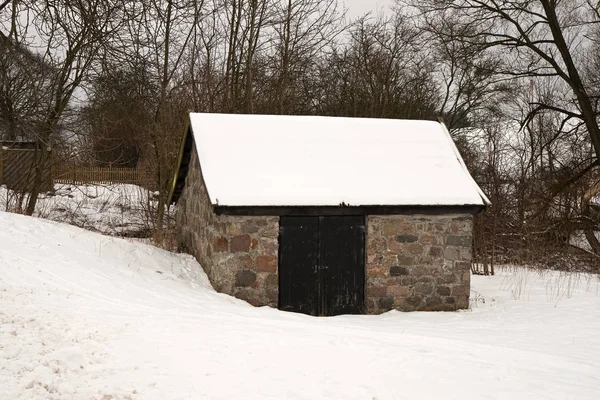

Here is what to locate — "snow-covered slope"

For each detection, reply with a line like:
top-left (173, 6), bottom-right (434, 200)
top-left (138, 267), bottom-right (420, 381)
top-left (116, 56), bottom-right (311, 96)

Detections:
top-left (1, 212), bottom-right (599, 400)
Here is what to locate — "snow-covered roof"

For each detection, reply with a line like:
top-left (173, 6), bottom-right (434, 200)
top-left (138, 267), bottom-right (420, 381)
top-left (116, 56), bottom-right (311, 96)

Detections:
top-left (187, 113), bottom-right (489, 207)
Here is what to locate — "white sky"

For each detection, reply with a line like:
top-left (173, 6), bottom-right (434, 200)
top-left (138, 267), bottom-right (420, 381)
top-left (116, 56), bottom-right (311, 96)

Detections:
top-left (342, 0), bottom-right (395, 19)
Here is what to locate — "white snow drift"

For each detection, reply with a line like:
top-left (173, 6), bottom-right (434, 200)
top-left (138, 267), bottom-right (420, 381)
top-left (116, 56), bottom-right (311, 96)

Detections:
top-left (1, 211), bottom-right (599, 400)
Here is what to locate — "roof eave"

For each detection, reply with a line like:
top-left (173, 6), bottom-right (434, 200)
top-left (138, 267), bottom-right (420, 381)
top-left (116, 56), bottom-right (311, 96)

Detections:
top-left (214, 204), bottom-right (486, 216)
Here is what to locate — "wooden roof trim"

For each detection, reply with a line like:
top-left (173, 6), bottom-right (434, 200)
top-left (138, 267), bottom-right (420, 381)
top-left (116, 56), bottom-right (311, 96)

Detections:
top-left (167, 122), bottom-right (194, 205)
top-left (214, 205), bottom-right (486, 216)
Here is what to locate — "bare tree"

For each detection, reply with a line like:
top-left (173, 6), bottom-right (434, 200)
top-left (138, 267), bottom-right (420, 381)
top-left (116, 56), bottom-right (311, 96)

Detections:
top-left (415, 0), bottom-right (600, 164)
top-left (112, 0), bottom-right (206, 233)
top-left (314, 14), bottom-right (439, 119)
top-left (266, 0), bottom-right (344, 114)
top-left (218, 0), bottom-right (274, 113)
top-left (0, 38), bottom-right (52, 143)
top-left (416, 7), bottom-right (512, 130)
top-left (0, 0), bottom-right (124, 215)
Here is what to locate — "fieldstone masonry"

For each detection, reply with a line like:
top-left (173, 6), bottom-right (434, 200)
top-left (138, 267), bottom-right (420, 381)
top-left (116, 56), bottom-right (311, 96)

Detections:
top-left (177, 148), bottom-right (473, 313)
top-left (176, 151), bottom-right (279, 307)
top-left (366, 215), bottom-right (472, 312)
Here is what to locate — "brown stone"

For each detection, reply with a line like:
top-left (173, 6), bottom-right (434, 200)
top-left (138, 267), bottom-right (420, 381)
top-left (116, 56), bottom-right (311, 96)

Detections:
top-left (415, 283), bottom-right (433, 295)
top-left (265, 273), bottom-right (278, 287)
top-left (378, 297), bottom-right (394, 309)
top-left (396, 255), bottom-right (414, 265)
top-left (230, 234), bottom-right (251, 253)
top-left (436, 285), bottom-right (451, 296)
top-left (212, 236), bottom-right (228, 252)
top-left (406, 243), bottom-right (424, 255)
top-left (256, 255), bottom-right (277, 273)
top-left (429, 246), bottom-right (443, 258)
top-left (387, 285), bottom-right (410, 296)
top-left (241, 220), bottom-right (260, 234)
top-left (405, 296), bottom-right (423, 306)
top-left (419, 234), bottom-right (438, 245)
top-left (380, 254), bottom-right (399, 268)
top-left (426, 296), bottom-right (442, 307)
top-left (368, 237), bottom-right (387, 253)
top-left (400, 276), bottom-right (417, 286)
top-left (390, 266), bottom-right (409, 276)
top-left (444, 246), bottom-right (460, 260)
top-left (427, 223), bottom-right (445, 233)
top-left (367, 222), bottom-right (380, 236)
top-left (265, 274), bottom-right (278, 302)
top-left (416, 275), bottom-right (434, 283)
top-left (388, 238), bottom-right (404, 253)
top-left (455, 261), bottom-right (470, 271)
top-left (250, 239), bottom-right (258, 249)
top-left (366, 298), bottom-right (378, 312)
top-left (447, 273), bottom-right (461, 285)
top-left (234, 288), bottom-right (260, 306)
top-left (452, 285), bottom-right (470, 296)
top-left (262, 221), bottom-right (280, 237)
top-left (367, 286), bottom-right (387, 297)
top-left (460, 249), bottom-right (472, 261)
top-left (366, 266), bottom-right (387, 278)
top-left (228, 224), bottom-right (242, 235)
top-left (461, 272), bottom-right (470, 283)
top-left (447, 235), bottom-right (472, 247)
top-left (395, 234), bottom-right (419, 243)
top-left (235, 269), bottom-right (256, 287)
top-left (382, 277), bottom-right (402, 286)
top-left (235, 254), bottom-right (254, 267)
top-left (382, 220), bottom-right (411, 236)
top-left (261, 239), bottom-right (278, 253)
top-left (456, 297), bottom-right (469, 309)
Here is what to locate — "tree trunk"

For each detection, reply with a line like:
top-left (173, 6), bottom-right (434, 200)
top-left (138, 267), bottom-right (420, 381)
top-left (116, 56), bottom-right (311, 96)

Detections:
top-left (24, 143), bottom-right (48, 215)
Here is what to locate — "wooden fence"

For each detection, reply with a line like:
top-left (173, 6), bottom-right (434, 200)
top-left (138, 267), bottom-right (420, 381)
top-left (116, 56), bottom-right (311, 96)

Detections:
top-left (53, 165), bottom-right (154, 188)
top-left (0, 148), bottom-right (53, 191)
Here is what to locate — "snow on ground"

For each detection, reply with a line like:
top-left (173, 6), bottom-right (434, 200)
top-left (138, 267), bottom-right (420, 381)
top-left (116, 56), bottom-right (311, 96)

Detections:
top-left (1, 212), bottom-right (599, 400)
top-left (0, 184), bottom-right (158, 236)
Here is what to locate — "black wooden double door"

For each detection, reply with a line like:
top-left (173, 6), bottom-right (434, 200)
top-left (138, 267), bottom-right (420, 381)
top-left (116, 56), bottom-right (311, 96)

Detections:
top-left (278, 216), bottom-right (365, 316)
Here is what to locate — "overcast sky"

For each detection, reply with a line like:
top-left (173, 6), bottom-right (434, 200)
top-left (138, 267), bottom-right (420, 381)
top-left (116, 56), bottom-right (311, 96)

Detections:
top-left (342, 0), bottom-right (394, 19)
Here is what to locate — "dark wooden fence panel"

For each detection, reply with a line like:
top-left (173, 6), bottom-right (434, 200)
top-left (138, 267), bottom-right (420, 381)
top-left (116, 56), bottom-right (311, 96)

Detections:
top-left (0, 148), bottom-right (52, 192)
top-left (1, 149), bottom-right (155, 191)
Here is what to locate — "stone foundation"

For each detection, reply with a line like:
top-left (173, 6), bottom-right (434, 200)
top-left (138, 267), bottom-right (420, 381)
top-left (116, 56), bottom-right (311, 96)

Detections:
top-left (176, 148), bottom-right (473, 313)
top-left (366, 215), bottom-right (472, 313)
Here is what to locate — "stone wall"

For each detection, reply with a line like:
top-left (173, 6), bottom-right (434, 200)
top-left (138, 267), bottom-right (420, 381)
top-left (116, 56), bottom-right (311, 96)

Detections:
top-left (365, 215), bottom-right (472, 313)
top-left (176, 149), bottom-right (279, 306)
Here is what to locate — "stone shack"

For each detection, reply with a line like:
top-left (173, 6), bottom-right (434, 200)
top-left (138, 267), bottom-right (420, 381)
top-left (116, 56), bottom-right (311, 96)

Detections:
top-left (168, 113), bottom-right (489, 316)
